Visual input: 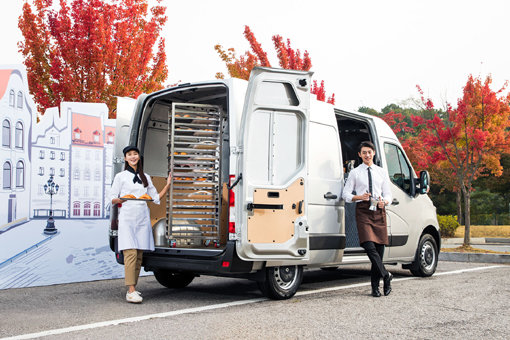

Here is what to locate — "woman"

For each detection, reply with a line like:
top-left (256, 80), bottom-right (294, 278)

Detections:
top-left (110, 146), bottom-right (171, 303)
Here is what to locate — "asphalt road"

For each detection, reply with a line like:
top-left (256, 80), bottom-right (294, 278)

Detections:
top-left (1, 261), bottom-right (509, 340)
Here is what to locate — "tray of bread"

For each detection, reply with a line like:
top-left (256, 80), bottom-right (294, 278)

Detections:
top-left (120, 194), bottom-right (153, 201)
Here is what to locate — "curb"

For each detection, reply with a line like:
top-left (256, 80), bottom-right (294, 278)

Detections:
top-left (441, 237), bottom-right (510, 245)
top-left (439, 252), bottom-right (510, 264)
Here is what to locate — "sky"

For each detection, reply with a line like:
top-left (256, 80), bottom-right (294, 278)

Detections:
top-left (2, 0), bottom-right (509, 112)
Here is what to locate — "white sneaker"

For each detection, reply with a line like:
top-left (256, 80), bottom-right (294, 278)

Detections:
top-left (126, 290), bottom-right (143, 303)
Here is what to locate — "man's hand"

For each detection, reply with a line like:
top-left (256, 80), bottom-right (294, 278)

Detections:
top-left (377, 199), bottom-right (388, 209)
top-left (359, 192), bottom-right (371, 201)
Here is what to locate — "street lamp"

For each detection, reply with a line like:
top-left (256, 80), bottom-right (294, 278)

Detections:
top-left (43, 174), bottom-right (59, 235)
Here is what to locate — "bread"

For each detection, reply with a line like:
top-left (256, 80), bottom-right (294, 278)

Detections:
top-left (121, 194), bottom-right (136, 199)
top-left (138, 194), bottom-right (152, 199)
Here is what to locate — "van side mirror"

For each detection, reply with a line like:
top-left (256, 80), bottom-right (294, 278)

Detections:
top-left (417, 170), bottom-right (430, 195)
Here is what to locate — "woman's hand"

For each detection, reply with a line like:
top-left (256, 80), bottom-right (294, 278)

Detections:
top-left (166, 172), bottom-right (172, 187)
top-left (112, 198), bottom-right (125, 205)
top-left (377, 199), bottom-right (388, 209)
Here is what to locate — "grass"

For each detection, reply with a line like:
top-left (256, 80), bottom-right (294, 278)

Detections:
top-left (441, 245), bottom-right (509, 255)
top-left (441, 225), bottom-right (510, 254)
top-left (453, 225), bottom-right (510, 238)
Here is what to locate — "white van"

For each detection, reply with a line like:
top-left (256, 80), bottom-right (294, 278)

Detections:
top-left (109, 67), bottom-right (440, 299)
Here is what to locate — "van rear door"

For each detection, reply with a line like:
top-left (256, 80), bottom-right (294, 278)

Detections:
top-left (236, 67), bottom-right (311, 261)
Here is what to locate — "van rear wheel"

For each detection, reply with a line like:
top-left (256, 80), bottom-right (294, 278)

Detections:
top-left (409, 234), bottom-right (438, 277)
top-left (258, 265), bottom-right (303, 300)
top-left (154, 270), bottom-right (195, 289)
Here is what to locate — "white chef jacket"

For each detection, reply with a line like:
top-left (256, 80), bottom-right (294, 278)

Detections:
top-left (110, 170), bottom-right (160, 252)
top-left (342, 163), bottom-right (393, 204)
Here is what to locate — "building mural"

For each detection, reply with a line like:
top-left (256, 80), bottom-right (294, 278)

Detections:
top-left (0, 65), bottom-right (135, 289)
top-left (0, 65), bottom-right (36, 229)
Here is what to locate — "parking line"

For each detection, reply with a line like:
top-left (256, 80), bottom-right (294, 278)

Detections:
top-left (1, 265), bottom-right (505, 340)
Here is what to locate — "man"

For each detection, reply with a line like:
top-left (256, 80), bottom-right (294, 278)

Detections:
top-left (342, 141), bottom-right (393, 297)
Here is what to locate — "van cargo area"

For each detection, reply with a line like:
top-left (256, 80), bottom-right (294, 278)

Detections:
top-left (139, 84), bottom-right (230, 250)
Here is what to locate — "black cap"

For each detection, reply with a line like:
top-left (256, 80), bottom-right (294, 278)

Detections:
top-left (123, 145), bottom-right (140, 156)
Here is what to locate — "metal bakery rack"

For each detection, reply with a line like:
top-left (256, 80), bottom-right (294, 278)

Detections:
top-left (167, 103), bottom-right (223, 248)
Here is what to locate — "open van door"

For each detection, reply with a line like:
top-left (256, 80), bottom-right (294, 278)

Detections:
top-left (236, 67), bottom-right (312, 261)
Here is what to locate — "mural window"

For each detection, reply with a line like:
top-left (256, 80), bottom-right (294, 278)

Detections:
top-left (59, 185), bottom-right (65, 195)
top-left (2, 119), bottom-right (10, 147)
top-left (38, 185), bottom-right (43, 195)
top-left (73, 186), bottom-right (79, 196)
top-left (60, 152), bottom-right (65, 161)
top-left (84, 186), bottom-right (89, 196)
top-left (17, 92), bottom-right (23, 109)
top-left (60, 168), bottom-right (65, 177)
top-left (50, 167), bottom-right (55, 176)
top-left (94, 186), bottom-right (99, 196)
top-left (86, 150), bottom-right (90, 160)
top-left (3, 162), bottom-right (11, 189)
top-left (38, 167), bottom-right (44, 176)
top-left (39, 150), bottom-right (45, 159)
top-left (16, 161), bottom-right (24, 188)
top-left (84, 168), bottom-right (90, 181)
top-left (84, 202), bottom-right (91, 216)
top-left (15, 122), bottom-right (23, 149)
top-left (9, 90), bottom-right (15, 107)
top-left (73, 202), bottom-right (81, 216)
top-left (75, 149), bottom-right (80, 158)
top-left (50, 137), bottom-right (55, 144)
top-left (93, 131), bottom-right (100, 143)
top-left (95, 151), bottom-right (100, 160)
top-left (94, 169), bottom-right (101, 181)
top-left (73, 168), bottom-right (80, 180)
top-left (93, 202), bottom-right (101, 217)
top-left (74, 128), bottom-right (81, 140)
top-left (50, 151), bottom-right (55, 160)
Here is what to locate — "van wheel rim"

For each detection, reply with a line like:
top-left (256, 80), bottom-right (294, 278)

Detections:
top-left (420, 241), bottom-right (435, 271)
top-left (273, 266), bottom-right (298, 290)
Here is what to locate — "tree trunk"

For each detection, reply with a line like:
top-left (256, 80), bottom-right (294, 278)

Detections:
top-left (456, 189), bottom-right (463, 224)
top-left (463, 188), bottom-right (471, 246)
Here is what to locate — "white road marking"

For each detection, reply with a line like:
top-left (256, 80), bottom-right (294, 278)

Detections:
top-left (1, 265), bottom-right (505, 340)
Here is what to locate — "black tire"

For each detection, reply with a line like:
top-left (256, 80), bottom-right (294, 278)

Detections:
top-left (409, 234), bottom-right (438, 277)
top-left (257, 265), bottom-right (303, 300)
top-left (154, 270), bottom-right (195, 289)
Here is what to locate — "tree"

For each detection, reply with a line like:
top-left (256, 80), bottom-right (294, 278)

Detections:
top-left (215, 25), bottom-right (335, 104)
top-left (412, 76), bottom-right (510, 245)
top-left (18, 0), bottom-right (168, 118)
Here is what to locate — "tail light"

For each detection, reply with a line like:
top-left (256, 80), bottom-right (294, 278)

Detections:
top-left (228, 175), bottom-right (236, 239)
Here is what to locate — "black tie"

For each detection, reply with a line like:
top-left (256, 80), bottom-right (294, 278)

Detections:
top-left (367, 167), bottom-right (373, 195)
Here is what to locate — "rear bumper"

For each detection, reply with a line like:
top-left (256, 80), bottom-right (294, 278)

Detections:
top-left (111, 238), bottom-right (254, 275)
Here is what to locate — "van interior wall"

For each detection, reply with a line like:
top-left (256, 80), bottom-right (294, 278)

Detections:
top-left (144, 85), bottom-right (229, 249)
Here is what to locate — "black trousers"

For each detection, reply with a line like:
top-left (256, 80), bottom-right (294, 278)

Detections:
top-left (361, 241), bottom-right (388, 288)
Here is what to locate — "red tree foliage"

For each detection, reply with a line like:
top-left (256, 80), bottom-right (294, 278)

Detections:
top-left (215, 26), bottom-right (335, 104)
top-left (18, 0), bottom-right (168, 118)
top-left (412, 76), bottom-right (510, 245)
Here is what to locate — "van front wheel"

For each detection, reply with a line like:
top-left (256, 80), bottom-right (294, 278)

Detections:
top-left (409, 234), bottom-right (438, 277)
top-left (258, 265), bottom-right (303, 300)
top-left (154, 270), bottom-right (195, 289)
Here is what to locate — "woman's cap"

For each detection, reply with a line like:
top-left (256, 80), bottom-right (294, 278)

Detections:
top-left (123, 145), bottom-right (140, 156)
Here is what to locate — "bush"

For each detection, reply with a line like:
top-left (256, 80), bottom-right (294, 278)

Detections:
top-left (438, 215), bottom-right (460, 237)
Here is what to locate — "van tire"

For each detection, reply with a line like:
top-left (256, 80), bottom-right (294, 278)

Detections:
top-left (154, 270), bottom-right (195, 289)
top-left (258, 265), bottom-right (303, 300)
top-left (409, 234), bottom-right (438, 277)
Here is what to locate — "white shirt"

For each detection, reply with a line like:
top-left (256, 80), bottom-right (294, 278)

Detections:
top-left (110, 170), bottom-right (160, 251)
top-left (342, 163), bottom-right (393, 204)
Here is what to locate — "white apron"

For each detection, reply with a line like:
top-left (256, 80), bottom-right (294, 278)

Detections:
top-left (110, 170), bottom-right (160, 252)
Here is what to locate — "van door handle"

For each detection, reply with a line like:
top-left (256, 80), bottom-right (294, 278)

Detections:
top-left (324, 192), bottom-right (338, 200)
top-left (391, 198), bottom-right (399, 206)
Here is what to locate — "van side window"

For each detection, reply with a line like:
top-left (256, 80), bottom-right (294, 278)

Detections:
top-left (384, 143), bottom-right (412, 195)
top-left (254, 81), bottom-right (299, 106)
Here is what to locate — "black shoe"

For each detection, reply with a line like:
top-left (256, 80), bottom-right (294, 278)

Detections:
top-left (383, 273), bottom-right (393, 296)
top-left (371, 287), bottom-right (381, 297)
